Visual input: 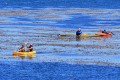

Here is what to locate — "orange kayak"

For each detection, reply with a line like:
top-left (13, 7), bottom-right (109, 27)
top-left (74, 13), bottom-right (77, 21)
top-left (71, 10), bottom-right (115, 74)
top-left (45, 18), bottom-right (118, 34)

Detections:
top-left (95, 32), bottom-right (111, 37)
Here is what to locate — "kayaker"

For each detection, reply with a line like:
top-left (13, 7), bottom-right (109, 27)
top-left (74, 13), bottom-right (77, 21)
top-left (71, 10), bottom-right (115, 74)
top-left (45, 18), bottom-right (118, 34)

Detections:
top-left (76, 28), bottom-right (82, 36)
top-left (98, 28), bottom-right (108, 34)
top-left (101, 30), bottom-right (108, 34)
top-left (27, 44), bottom-right (33, 52)
top-left (19, 44), bottom-right (25, 52)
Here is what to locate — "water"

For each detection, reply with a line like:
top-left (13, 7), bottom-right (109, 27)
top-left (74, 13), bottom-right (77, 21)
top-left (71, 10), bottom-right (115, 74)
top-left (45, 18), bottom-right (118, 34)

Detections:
top-left (0, 0), bottom-right (120, 29)
top-left (0, 0), bottom-right (120, 80)
top-left (0, 61), bottom-right (120, 80)
top-left (0, 0), bottom-right (120, 9)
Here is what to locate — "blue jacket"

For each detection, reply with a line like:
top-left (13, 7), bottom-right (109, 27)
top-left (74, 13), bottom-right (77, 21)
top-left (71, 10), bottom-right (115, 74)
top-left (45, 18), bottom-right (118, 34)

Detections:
top-left (76, 30), bottom-right (82, 35)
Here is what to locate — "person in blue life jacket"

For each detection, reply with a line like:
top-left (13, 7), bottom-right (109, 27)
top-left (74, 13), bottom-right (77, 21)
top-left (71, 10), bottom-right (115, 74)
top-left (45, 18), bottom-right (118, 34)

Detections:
top-left (76, 28), bottom-right (82, 36)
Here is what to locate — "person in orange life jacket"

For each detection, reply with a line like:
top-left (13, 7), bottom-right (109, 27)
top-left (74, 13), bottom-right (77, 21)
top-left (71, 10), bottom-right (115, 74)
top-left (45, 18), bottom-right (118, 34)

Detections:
top-left (27, 44), bottom-right (33, 52)
top-left (19, 44), bottom-right (25, 52)
top-left (76, 28), bottom-right (82, 36)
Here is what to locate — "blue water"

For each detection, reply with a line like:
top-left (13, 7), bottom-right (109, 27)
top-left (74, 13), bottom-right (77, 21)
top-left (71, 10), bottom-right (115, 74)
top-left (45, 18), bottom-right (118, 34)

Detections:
top-left (0, 61), bottom-right (120, 80)
top-left (0, 0), bottom-right (120, 29)
top-left (0, 0), bottom-right (120, 80)
top-left (0, 0), bottom-right (120, 9)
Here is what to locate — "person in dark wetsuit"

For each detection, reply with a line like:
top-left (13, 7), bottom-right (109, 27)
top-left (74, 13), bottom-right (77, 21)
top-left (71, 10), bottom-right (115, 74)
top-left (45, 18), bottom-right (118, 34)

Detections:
top-left (19, 44), bottom-right (25, 52)
top-left (76, 28), bottom-right (82, 36)
top-left (102, 30), bottom-right (108, 34)
top-left (27, 44), bottom-right (33, 52)
top-left (98, 28), bottom-right (114, 35)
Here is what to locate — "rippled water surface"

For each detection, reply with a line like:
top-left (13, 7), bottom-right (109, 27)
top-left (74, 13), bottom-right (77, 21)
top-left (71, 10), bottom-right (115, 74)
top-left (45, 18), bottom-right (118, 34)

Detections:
top-left (0, 0), bottom-right (120, 80)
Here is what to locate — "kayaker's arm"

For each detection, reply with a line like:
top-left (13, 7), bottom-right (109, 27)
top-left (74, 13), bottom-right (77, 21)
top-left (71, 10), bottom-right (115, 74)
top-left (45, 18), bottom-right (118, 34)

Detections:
top-left (108, 31), bottom-right (114, 35)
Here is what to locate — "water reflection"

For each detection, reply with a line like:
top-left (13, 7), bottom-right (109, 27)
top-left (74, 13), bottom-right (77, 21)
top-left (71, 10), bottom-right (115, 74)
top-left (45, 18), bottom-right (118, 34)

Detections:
top-left (76, 36), bottom-right (81, 41)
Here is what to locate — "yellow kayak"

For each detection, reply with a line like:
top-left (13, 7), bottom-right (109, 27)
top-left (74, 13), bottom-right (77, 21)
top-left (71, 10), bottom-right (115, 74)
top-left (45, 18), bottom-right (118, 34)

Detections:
top-left (13, 50), bottom-right (36, 59)
top-left (59, 34), bottom-right (100, 37)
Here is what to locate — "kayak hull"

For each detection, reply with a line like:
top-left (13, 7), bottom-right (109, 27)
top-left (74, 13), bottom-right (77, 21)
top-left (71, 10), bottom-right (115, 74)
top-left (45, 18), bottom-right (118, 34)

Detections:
top-left (95, 33), bottom-right (111, 37)
top-left (13, 51), bottom-right (36, 58)
top-left (59, 34), bottom-right (100, 37)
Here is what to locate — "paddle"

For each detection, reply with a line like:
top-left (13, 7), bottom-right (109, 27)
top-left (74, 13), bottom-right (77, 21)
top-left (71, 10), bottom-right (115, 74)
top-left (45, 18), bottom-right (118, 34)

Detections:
top-left (24, 42), bottom-right (28, 52)
top-left (24, 42), bottom-right (27, 45)
top-left (111, 32), bottom-right (115, 35)
top-left (16, 46), bottom-right (20, 51)
top-left (98, 28), bottom-right (102, 32)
